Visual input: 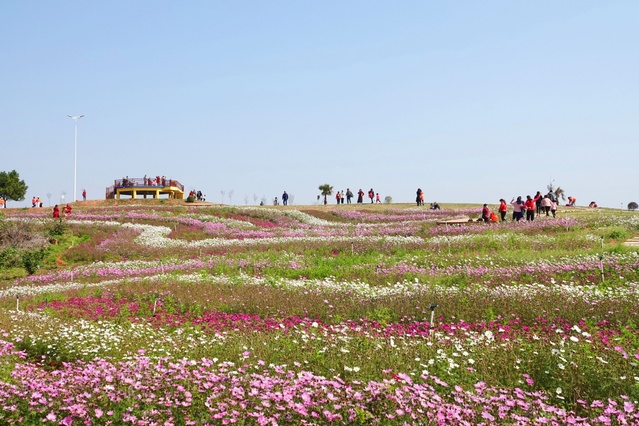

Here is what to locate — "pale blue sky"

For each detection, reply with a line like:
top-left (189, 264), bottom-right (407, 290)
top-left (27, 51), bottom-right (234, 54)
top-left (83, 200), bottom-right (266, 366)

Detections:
top-left (2, 1), bottom-right (637, 208)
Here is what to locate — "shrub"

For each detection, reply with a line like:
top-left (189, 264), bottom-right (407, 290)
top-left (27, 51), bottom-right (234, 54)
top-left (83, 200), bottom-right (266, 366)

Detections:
top-left (21, 248), bottom-right (47, 274)
top-left (0, 247), bottom-right (20, 268)
top-left (186, 196), bottom-right (196, 203)
top-left (49, 219), bottom-right (67, 237)
top-left (628, 202), bottom-right (638, 211)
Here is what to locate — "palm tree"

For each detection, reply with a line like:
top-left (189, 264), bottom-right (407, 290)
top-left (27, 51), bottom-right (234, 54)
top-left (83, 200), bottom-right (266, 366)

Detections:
top-left (318, 184), bottom-right (333, 205)
top-left (547, 182), bottom-right (566, 202)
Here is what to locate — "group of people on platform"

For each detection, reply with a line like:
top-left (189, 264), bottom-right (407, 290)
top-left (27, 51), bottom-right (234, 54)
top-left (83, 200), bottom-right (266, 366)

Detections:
top-left (52, 204), bottom-right (72, 218)
top-left (119, 175), bottom-right (171, 188)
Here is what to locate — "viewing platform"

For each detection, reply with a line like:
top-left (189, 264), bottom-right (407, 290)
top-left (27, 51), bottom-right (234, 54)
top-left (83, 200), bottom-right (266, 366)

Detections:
top-left (106, 177), bottom-right (185, 200)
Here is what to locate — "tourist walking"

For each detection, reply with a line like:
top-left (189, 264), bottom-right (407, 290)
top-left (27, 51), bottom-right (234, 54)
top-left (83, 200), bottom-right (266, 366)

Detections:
top-left (282, 191), bottom-right (289, 206)
top-left (541, 195), bottom-right (552, 216)
top-left (357, 189), bottom-right (364, 204)
top-left (346, 188), bottom-right (353, 204)
top-left (368, 189), bottom-right (374, 204)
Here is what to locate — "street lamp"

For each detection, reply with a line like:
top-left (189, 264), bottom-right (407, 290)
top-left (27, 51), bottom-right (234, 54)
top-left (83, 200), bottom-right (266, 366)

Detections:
top-left (67, 115), bottom-right (84, 202)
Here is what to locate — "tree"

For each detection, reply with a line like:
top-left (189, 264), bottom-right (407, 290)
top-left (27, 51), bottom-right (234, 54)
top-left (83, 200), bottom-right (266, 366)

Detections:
top-left (384, 195), bottom-right (393, 204)
top-left (318, 184), bottom-right (333, 205)
top-left (0, 170), bottom-right (28, 208)
top-left (547, 181), bottom-right (565, 202)
top-left (628, 202), bottom-right (638, 211)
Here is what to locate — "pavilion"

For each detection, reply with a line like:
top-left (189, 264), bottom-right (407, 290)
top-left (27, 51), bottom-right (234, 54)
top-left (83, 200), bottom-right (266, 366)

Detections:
top-left (105, 177), bottom-right (185, 200)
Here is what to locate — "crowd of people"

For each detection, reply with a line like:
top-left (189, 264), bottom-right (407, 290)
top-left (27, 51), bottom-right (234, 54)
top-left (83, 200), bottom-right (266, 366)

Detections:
top-left (327, 188), bottom-right (382, 205)
top-left (480, 190), bottom-right (577, 223)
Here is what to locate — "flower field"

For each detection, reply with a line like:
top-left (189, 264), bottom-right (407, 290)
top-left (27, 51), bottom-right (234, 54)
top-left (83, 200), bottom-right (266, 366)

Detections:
top-left (1, 202), bottom-right (639, 425)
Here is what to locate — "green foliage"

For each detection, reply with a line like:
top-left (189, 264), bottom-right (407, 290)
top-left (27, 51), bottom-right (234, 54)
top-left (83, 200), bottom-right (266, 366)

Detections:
top-left (607, 229), bottom-right (628, 241)
top-left (0, 247), bottom-right (20, 268)
top-left (318, 183), bottom-right (333, 204)
top-left (186, 195), bottom-right (195, 203)
top-left (21, 249), bottom-right (47, 274)
top-left (0, 170), bottom-right (28, 206)
top-left (366, 306), bottom-right (393, 327)
top-left (48, 219), bottom-right (67, 237)
top-left (628, 202), bottom-right (638, 211)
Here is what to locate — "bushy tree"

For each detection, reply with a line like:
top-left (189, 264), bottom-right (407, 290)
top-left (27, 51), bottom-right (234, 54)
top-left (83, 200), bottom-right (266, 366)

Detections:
top-left (628, 202), bottom-right (638, 211)
top-left (318, 184), bottom-right (333, 205)
top-left (0, 170), bottom-right (28, 208)
top-left (384, 196), bottom-right (393, 204)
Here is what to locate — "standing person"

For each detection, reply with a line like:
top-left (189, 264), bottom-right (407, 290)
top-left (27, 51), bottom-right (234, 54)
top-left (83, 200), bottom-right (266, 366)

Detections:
top-left (52, 205), bottom-right (60, 218)
top-left (368, 189), bottom-right (374, 204)
top-left (346, 188), bottom-right (353, 204)
top-left (274, 197), bottom-right (278, 206)
top-left (340, 190), bottom-right (345, 204)
top-left (524, 195), bottom-right (537, 221)
top-left (511, 196), bottom-right (524, 222)
top-left (335, 192), bottom-right (341, 204)
top-left (550, 199), bottom-right (558, 217)
top-left (541, 195), bottom-right (552, 216)
top-left (282, 191), bottom-right (289, 206)
top-left (31, 197), bottom-right (36, 208)
top-left (357, 189), bottom-right (364, 204)
top-left (416, 188), bottom-right (422, 206)
top-left (82, 189), bottom-right (87, 201)
top-left (535, 191), bottom-right (543, 215)
top-left (375, 193), bottom-right (381, 203)
top-left (65, 204), bottom-right (72, 215)
top-left (498, 199), bottom-right (508, 221)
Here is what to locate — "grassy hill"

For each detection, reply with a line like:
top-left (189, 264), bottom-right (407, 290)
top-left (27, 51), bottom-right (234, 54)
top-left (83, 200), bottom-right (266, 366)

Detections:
top-left (0, 200), bottom-right (638, 424)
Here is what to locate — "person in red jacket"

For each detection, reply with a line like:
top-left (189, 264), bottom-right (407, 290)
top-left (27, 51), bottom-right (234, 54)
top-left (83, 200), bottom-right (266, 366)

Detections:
top-left (525, 194), bottom-right (541, 221)
top-left (498, 199), bottom-right (508, 221)
top-left (481, 204), bottom-right (491, 222)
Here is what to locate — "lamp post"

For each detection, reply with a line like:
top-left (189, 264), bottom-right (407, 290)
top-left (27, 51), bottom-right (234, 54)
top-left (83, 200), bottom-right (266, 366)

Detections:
top-left (67, 115), bottom-right (84, 202)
